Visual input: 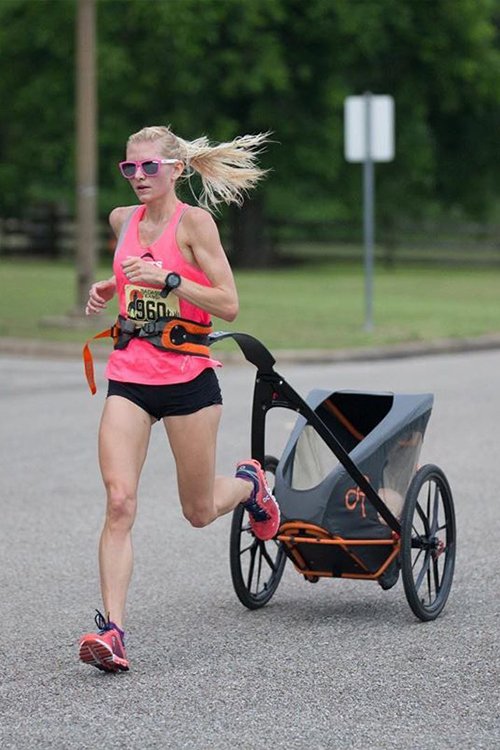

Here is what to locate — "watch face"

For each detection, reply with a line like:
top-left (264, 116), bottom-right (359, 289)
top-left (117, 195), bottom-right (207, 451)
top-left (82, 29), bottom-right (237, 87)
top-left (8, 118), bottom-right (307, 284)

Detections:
top-left (167, 272), bottom-right (181, 288)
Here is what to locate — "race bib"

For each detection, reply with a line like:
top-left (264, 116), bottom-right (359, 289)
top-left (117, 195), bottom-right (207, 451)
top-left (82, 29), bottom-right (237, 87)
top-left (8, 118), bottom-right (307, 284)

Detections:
top-left (124, 284), bottom-right (180, 325)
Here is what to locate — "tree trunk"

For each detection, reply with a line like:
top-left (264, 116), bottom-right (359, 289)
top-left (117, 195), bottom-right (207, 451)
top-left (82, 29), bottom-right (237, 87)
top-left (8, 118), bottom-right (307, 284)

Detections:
top-left (228, 197), bottom-right (274, 268)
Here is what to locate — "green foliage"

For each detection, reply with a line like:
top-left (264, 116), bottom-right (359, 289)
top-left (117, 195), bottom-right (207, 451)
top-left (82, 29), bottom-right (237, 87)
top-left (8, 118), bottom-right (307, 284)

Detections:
top-left (0, 0), bottom-right (75, 210)
top-left (1, 0), bottom-right (500, 229)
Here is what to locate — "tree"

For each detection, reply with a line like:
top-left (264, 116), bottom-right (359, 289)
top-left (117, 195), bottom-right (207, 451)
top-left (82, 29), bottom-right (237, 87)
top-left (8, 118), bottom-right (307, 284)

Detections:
top-left (0, 0), bottom-right (75, 213)
top-left (2, 0), bottom-right (500, 265)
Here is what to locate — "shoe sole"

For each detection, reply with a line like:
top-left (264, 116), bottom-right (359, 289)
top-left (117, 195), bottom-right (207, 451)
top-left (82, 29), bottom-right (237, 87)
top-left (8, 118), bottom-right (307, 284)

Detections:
top-left (79, 637), bottom-right (129, 672)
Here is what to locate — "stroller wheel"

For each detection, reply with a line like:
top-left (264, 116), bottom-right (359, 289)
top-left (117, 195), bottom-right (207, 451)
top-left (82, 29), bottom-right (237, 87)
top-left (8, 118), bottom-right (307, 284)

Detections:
top-left (230, 455), bottom-right (287, 609)
top-left (400, 464), bottom-right (456, 621)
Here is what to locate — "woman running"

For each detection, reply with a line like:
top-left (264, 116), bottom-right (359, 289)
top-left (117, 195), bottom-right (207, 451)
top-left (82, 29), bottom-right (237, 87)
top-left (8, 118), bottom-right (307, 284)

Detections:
top-left (78, 125), bottom-right (280, 673)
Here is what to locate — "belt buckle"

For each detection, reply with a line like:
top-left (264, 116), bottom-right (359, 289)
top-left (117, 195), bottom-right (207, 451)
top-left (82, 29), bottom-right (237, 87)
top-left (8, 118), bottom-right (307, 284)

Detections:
top-left (170, 324), bottom-right (186, 345)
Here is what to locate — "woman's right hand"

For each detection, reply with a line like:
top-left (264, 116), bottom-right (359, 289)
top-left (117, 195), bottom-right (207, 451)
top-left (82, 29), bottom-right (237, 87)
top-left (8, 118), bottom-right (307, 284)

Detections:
top-left (85, 277), bottom-right (116, 315)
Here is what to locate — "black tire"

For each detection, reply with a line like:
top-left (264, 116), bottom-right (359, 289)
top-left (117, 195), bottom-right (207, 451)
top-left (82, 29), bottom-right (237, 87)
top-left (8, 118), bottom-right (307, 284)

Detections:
top-left (401, 464), bottom-right (456, 621)
top-left (230, 455), bottom-right (287, 609)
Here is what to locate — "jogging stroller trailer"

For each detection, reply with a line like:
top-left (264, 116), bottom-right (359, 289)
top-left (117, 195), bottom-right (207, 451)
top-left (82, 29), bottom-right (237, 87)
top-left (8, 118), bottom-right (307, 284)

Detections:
top-left (210, 332), bottom-right (456, 622)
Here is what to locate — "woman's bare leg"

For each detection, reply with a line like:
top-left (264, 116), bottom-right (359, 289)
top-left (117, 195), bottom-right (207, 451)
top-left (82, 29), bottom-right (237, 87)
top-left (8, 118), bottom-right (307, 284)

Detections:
top-left (164, 405), bottom-right (252, 528)
top-left (98, 396), bottom-right (152, 628)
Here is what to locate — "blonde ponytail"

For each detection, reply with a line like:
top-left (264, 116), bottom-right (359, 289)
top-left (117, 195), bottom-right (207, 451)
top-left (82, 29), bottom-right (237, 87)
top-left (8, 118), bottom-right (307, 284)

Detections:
top-left (127, 126), bottom-right (270, 210)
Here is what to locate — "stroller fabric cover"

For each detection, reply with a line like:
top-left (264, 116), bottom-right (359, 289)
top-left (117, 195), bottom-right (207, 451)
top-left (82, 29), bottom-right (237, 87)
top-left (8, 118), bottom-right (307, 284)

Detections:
top-left (274, 388), bottom-right (433, 575)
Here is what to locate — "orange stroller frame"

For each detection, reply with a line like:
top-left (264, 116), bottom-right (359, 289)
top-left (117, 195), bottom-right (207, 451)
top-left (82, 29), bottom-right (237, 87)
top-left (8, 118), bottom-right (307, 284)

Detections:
top-left (210, 332), bottom-right (456, 622)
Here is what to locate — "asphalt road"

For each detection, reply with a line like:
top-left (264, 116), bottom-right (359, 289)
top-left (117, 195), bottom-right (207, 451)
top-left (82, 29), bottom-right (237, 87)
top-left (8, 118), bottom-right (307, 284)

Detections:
top-left (0, 349), bottom-right (499, 749)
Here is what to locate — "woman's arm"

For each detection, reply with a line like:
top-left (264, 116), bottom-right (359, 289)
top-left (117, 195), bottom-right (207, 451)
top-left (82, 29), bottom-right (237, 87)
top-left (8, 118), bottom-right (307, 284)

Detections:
top-left (173, 207), bottom-right (239, 321)
top-left (84, 207), bottom-right (133, 316)
top-left (85, 277), bottom-right (117, 316)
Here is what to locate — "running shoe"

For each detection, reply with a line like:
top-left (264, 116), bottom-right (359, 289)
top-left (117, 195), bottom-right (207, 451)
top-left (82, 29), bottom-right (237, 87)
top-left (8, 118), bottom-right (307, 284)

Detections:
top-left (79, 610), bottom-right (129, 673)
top-left (236, 459), bottom-right (281, 541)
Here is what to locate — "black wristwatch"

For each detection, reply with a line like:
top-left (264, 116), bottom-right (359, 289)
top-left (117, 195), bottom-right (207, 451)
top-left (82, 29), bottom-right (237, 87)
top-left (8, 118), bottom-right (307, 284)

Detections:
top-left (160, 272), bottom-right (181, 298)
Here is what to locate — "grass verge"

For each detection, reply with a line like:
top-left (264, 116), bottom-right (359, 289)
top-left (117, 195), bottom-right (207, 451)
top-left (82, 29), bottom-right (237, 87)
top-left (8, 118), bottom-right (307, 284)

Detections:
top-left (1, 258), bottom-right (499, 350)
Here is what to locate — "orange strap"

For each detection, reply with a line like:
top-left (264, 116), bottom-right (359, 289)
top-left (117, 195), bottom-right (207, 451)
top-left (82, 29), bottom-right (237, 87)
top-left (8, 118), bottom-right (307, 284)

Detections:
top-left (82, 326), bottom-right (119, 395)
top-left (325, 399), bottom-right (365, 442)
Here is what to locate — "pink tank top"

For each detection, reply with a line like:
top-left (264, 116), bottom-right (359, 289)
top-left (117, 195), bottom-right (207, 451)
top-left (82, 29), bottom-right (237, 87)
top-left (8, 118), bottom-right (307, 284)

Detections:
top-left (105, 201), bottom-right (221, 385)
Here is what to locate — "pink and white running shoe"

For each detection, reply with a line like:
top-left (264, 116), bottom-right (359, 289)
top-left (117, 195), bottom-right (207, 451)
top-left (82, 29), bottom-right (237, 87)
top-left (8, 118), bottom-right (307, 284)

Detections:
top-left (79, 610), bottom-right (129, 673)
top-left (236, 459), bottom-right (281, 541)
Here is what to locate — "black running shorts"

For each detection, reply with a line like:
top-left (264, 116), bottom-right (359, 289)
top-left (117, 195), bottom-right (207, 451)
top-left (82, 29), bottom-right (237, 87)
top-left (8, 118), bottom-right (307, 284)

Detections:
top-left (107, 368), bottom-right (222, 420)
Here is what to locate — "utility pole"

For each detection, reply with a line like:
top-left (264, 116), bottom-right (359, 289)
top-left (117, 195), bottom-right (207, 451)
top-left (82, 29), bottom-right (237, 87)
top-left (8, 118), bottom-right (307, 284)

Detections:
top-left (75, 0), bottom-right (97, 313)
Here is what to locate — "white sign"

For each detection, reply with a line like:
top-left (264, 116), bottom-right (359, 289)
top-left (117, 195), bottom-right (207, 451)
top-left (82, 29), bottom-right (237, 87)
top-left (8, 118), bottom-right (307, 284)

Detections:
top-left (344, 94), bottom-right (395, 163)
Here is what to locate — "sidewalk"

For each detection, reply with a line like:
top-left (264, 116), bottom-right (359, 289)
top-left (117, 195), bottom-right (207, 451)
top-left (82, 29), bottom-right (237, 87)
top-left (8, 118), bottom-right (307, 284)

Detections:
top-left (2, 331), bottom-right (500, 364)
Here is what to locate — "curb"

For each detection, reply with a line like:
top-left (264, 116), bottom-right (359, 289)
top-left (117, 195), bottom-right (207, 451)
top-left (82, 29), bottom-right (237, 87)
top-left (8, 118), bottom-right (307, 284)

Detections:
top-left (2, 333), bottom-right (500, 365)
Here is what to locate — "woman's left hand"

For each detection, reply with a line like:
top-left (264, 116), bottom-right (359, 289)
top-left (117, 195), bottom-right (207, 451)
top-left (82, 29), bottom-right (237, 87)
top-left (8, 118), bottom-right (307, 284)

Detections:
top-left (121, 257), bottom-right (164, 286)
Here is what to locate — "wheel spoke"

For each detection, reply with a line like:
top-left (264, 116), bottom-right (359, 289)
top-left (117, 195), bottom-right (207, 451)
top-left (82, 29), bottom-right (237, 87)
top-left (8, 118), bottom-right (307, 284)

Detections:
top-left (414, 550), bottom-right (431, 592)
top-left (240, 538), bottom-right (256, 556)
top-left (432, 554), bottom-right (441, 595)
top-left (259, 542), bottom-right (278, 572)
top-left (426, 559), bottom-right (433, 603)
top-left (412, 483), bottom-right (441, 605)
top-left (411, 545), bottom-right (424, 570)
top-left (430, 483), bottom-right (440, 536)
top-left (246, 541), bottom-right (258, 590)
top-left (255, 548), bottom-right (263, 593)
top-left (415, 500), bottom-right (430, 537)
top-left (241, 531), bottom-right (281, 596)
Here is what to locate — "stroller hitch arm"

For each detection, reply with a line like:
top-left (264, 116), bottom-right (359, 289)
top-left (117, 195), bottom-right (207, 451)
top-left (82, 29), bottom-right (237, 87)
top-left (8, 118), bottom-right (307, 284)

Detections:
top-left (208, 331), bottom-right (401, 534)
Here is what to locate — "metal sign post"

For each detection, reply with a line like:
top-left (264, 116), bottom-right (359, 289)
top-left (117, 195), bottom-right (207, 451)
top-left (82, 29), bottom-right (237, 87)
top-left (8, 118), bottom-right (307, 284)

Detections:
top-left (344, 93), bottom-right (395, 331)
top-left (363, 95), bottom-right (375, 331)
